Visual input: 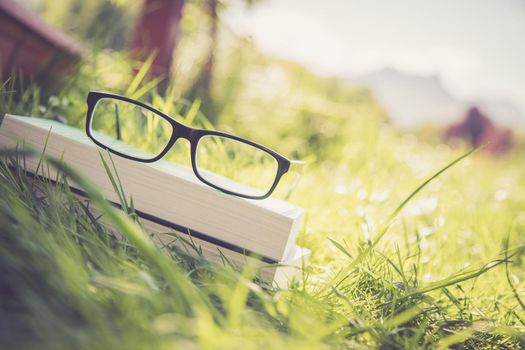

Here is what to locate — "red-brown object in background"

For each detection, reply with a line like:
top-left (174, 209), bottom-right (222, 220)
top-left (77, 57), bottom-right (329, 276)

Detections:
top-left (0, 0), bottom-right (83, 82)
top-left (444, 107), bottom-right (513, 154)
top-left (131, 0), bottom-right (184, 85)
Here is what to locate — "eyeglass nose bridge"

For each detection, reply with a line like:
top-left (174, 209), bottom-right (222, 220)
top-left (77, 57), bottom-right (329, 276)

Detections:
top-left (171, 122), bottom-right (194, 142)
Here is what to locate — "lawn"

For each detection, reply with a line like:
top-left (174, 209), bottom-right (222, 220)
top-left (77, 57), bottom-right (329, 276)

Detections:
top-left (1, 44), bottom-right (525, 349)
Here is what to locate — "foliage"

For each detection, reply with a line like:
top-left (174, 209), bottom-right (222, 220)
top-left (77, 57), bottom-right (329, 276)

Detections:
top-left (24, 0), bottom-right (140, 50)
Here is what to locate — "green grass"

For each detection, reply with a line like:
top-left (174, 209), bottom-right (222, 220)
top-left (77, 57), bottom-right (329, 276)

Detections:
top-left (2, 47), bottom-right (525, 349)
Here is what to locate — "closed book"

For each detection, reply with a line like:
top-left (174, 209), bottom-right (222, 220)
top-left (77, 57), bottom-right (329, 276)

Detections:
top-left (0, 114), bottom-right (308, 285)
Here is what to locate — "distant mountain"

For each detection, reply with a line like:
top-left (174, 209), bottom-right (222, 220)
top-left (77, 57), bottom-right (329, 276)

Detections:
top-left (348, 67), bottom-right (525, 129)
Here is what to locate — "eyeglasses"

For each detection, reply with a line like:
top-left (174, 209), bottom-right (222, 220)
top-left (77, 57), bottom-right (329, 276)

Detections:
top-left (85, 91), bottom-right (304, 199)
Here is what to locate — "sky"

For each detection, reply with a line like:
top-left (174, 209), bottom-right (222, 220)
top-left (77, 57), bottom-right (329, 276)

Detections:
top-left (225, 0), bottom-right (525, 115)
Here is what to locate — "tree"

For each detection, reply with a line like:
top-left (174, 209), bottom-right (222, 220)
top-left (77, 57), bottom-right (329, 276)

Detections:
top-left (188, 0), bottom-right (263, 122)
top-left (131, 0), bottom-right (185, 92)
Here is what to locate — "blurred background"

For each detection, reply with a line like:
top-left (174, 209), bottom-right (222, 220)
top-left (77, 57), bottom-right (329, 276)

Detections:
top-left (1, 0), bottom-right (524, 156)
top-left (228, 0), bottom-right (525, 128)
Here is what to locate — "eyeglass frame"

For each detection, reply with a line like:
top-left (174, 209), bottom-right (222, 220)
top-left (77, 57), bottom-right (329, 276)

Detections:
top-left (85, 91), bottom-right (300, 200)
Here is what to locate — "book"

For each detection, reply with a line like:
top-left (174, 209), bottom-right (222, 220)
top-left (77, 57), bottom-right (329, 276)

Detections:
top-left (0, 114), bottom-right (308, 285)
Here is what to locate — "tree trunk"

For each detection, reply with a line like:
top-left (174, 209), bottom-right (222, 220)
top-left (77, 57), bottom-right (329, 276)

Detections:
top-left (200, 0), bottom-right (218, 100)
top-left (186, 0), bottom-right (218, 121)
top-left (131, 0), bottom-right (185, 93)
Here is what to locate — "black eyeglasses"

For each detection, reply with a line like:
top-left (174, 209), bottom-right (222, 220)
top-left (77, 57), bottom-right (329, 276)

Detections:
top-left (85, 91), bottom-right (304, 199)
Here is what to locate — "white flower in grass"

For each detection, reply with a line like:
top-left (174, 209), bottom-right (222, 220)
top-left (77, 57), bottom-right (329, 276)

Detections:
top-left (403, 197), bottom-right (438, 217)
top-left (494, 189), bottom-right (508, 201)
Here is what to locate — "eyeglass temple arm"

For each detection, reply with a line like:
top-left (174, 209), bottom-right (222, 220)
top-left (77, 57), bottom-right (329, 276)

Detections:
top-left (283, 159), bottom-right (306, 200)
